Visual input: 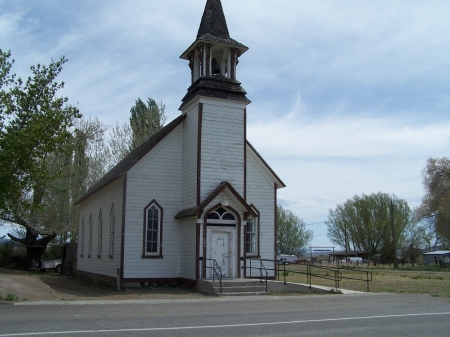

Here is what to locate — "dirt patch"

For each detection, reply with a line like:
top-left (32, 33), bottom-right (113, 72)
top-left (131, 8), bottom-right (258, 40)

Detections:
top-left (0, 268), bottom-right (206, 302)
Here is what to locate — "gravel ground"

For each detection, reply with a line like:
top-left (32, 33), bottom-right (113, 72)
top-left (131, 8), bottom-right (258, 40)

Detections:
top-left (0, 268), bottom-right (207, 302)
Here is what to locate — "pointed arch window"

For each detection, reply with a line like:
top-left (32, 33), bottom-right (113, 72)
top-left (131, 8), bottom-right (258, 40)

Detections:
top-left (97, 209), bottom-right (103, 257)
top-left (109, 205), bottom-right (115, 257)
top-left (143, 200), bottom-right (163, 258)
top-left (80, 217), bottom-right (85, 257)
top-left (88, 215), bottom-right (93, 258)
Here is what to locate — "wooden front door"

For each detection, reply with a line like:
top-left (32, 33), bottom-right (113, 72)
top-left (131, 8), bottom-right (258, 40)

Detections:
top-left (211, 231), bottom-right (230, 278)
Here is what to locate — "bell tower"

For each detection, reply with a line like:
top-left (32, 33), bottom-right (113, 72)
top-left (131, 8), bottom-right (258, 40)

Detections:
top-left (179, 0), bottom-right (250, 108)
top-left (179, 0), bottom-right (250, 209)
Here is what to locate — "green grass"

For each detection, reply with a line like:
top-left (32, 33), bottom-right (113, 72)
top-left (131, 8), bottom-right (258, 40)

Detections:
top-left (277, 264), bottom-right (450, 298)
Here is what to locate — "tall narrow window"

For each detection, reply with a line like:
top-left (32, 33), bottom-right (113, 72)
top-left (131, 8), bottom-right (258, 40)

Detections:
top-left (109, 205), bottom-right (115, 257)
top-left (246, 218), bottom-right (257, 254)
top-left (143, 201), bottom-right (163, 257)
top-left (97, 210), bottom-right (103, 257)
top-left (246, 206), bottom-right (259, 257)
top-left (88, 215), bottom-right (93, 258)
top-left (80, 218), bottom-right (85, 257)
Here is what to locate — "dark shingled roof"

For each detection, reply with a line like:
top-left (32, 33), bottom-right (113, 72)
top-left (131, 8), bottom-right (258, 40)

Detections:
top-left (247, 141), bottom-right (286, 188)
top-left (174, 181), bottom-right (257, 219)
top-left (195, 0), bottom-right (247, 50)
top-left (75, 114), bottom-right (186, 205)
top-left (180, 76), bottom-right (250, 109)
top-left (197, 0), bottom-right (230, 40)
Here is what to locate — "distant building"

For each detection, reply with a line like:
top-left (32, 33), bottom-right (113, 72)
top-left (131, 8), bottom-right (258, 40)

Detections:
top-left (328, 251), bottom-right (368, 263)
top-left (422, 251), bottom-right (450, 265)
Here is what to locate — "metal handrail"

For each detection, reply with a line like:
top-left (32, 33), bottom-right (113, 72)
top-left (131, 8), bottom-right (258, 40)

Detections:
top-left (259, 259), bottom-right (268, 292)
top-left (338, 267), bottom-right (373, 292)
top-left (203, 258), bottom-right (223, 293)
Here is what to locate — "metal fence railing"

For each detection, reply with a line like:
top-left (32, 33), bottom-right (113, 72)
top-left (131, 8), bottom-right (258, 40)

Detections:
top-left (247, 259), bottom-right (372, 292)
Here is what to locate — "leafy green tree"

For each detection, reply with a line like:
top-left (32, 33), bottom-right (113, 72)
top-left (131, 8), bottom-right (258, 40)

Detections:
top-left (129, 98), bottom-right (166, 149)
top-left (326, 192), bottom-right (411, 259)
top-left (276, 205), bottom-right (313, 256)
top-left (0, 50), bottom-right (81, 266)
top-left (415, 157), bottom-right (450, 240)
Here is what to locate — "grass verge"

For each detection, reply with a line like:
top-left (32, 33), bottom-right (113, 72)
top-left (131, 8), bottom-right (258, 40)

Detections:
top-left (277, 265), bottom-right (450, 298)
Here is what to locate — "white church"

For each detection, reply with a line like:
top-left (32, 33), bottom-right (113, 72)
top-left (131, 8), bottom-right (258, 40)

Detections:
top-left (75, 0), bottom-right (285, 285)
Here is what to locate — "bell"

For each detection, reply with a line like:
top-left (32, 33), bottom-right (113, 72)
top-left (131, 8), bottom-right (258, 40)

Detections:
top-left (212, 58), bottom-right (221, 75)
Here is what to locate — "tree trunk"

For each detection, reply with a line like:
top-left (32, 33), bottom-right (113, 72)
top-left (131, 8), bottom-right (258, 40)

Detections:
top-left (7, 225), bottom-right (57, 269)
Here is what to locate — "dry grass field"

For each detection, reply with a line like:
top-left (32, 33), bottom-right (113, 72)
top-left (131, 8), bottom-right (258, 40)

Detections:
top-left (277, 264), bottom-right (450, 298)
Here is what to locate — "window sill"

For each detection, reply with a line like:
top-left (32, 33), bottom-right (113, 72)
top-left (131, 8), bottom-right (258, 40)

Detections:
top-left (141, 255), bottom-right (163, 259)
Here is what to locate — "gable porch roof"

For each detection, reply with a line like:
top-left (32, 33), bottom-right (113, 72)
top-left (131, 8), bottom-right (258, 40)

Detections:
top-left (174, 181), bottom-right (257, 220)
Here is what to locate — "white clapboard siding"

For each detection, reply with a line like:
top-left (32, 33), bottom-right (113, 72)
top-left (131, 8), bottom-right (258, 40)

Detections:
top-left (200, 102), bottom-right (245, 200)
top-left (181, 106), bottom-right (198, 208)
top-left (246, 153), bottom-right (277, 276)
top-left (123, 123), bottom-right (184, 279)
top-left (77, 178), bottom-right (123, 278)
top-left (180, 218), bottom-right (197, 280)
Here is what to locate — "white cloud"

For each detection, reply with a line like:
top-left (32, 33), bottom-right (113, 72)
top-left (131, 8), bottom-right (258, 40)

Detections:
top-left (1, 0), bottom-right (450, 248)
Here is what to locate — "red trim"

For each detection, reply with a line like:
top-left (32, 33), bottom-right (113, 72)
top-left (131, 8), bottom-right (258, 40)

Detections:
top-left (197, 103), bottom-right (203, 206)
top-left (274, 182), bottom-right (277, 272)
top-left (196, 222), bottom-right (200, 280)
top-left (244, 108), bottom-right (247, 201)
top-left (120, 174), bottom-right (127, 280)
top-left (142, 199), bottom-right (164, 258)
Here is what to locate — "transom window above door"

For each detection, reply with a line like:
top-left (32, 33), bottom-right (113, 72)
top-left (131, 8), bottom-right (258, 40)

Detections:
top-left (207, 207), bottom-right (237, 226)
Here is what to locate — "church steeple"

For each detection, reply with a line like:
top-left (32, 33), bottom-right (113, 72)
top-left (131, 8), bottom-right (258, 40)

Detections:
top-left (179, 0), bottom-right (250, 109)
top-left (197, 0), bottom-right (230, 40)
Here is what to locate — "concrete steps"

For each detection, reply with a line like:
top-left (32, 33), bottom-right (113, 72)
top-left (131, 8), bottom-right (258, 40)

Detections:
top-left (197, 279), bottom-right (268, 296)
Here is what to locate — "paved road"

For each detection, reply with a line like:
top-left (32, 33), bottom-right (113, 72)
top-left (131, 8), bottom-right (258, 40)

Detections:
top-left (1, 293), bottom-right (449, 337)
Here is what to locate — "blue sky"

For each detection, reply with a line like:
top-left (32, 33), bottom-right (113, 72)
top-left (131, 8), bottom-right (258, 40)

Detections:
top-left (1, 0), bottom-right (450, 251)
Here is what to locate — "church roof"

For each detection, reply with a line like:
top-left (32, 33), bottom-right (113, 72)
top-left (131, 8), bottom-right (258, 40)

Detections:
top-left (197, 0), bottom-right (230, 40)
top-left (174, 181), bottom-right (257, 219)
top-left (74, 114), bottom-right (186, 205)
top-left (180, 0), bottom-right (247, 59)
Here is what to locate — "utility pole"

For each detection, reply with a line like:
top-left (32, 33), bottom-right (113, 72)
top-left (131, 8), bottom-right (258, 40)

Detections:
top-left (391, 200), bottom-right (398, 268)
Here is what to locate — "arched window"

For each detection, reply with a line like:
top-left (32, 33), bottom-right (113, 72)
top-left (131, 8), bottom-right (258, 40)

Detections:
top-left (109, 205), bottom-right (115, 257)
top-left (207, 207), bottom-right (236, 221)
top-left (206, 206), bottom-right (237, 227)
top-left (143, 201), bottom-right (163, 257)
top-left (88, 215), bottom-right (93, 258)
top-left (80, 217), bottom-right (85, 257)
top-left (97, 209), bottom-right (103, 257)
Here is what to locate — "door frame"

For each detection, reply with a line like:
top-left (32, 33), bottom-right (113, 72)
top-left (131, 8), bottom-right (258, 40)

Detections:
top-left (202, 203), bottom-right (242, 279)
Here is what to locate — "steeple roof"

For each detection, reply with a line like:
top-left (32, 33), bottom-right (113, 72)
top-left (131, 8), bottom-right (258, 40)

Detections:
top-left (180, 0), bottom-right (247, 59)
top-left (197, 0), bottom-right (230, 40)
